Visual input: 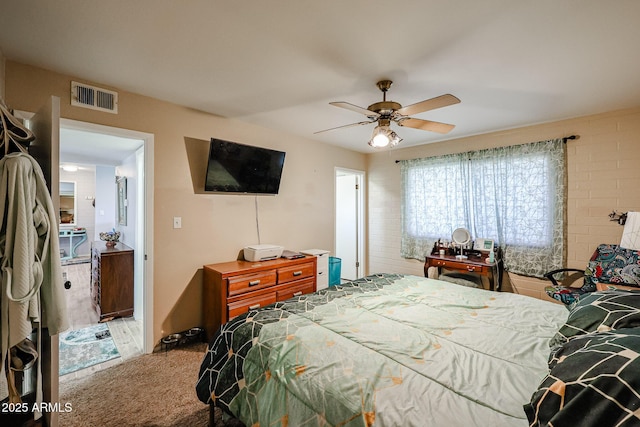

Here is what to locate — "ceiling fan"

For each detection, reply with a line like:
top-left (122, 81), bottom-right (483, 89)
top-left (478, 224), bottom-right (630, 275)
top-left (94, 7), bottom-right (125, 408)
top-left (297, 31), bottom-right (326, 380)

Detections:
top-left (316, 80), bottom-right (460, 148)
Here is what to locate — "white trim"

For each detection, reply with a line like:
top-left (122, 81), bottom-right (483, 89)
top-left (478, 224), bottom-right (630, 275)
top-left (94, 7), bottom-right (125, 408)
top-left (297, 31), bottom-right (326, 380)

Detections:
top-left (60, 118), bottom-right (155, 354)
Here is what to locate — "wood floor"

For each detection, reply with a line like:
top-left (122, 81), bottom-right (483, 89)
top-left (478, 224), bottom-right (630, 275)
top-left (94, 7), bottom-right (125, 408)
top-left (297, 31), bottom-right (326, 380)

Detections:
top-left (60, 260), bottom-right (143, 382)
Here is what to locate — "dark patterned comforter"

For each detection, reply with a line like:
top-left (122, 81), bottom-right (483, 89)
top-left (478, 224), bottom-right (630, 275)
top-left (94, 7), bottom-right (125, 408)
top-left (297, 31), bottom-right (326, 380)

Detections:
top-left (196, 273), bottom-right (567, 427)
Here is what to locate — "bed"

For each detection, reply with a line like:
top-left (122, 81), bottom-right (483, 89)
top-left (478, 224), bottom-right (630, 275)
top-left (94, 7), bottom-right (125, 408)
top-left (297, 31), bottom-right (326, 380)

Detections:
top-left (196, 273), bottom-right (640, 426)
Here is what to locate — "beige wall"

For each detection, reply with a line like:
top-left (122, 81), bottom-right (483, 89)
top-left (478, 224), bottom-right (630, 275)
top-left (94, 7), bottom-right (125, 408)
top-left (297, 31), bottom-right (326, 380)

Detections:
top-left (368, 107), bottom-right (640, 297)
top-left (5, 61), bottom-right (367, 344)
top-left (59, 168), bottom-right (95, 258)
top-left (0, 49), bottom-right (5, 100)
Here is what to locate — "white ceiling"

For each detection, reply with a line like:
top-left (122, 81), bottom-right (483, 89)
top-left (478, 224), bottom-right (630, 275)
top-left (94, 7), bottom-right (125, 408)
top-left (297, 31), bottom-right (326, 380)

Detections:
top-left (2, 1), bottom-right (640, 153)
top-left (60, 127), bottom-right (143, 167)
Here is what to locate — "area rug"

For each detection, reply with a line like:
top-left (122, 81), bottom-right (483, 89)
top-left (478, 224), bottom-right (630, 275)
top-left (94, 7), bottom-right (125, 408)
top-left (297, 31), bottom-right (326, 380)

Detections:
top-left (59, 323), bottom-right (120, 376)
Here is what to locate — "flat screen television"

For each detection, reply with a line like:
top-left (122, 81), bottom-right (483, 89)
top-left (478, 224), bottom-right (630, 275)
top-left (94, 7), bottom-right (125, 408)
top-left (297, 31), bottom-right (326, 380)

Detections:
top-left (205, 138), bottom-right (286, 194)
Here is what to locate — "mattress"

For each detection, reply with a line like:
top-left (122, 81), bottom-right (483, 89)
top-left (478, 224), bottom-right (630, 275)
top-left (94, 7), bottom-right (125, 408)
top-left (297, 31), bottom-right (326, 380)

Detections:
top-left (196, 273), bottom-right (568, 426)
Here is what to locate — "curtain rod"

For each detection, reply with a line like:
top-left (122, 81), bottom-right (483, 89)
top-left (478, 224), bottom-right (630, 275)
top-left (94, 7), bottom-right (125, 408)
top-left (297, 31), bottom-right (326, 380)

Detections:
top-left (394, 135), bottom-right (579, 163)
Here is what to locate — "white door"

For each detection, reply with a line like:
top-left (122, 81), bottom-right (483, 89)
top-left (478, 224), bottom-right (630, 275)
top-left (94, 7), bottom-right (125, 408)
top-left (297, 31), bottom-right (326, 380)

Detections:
top-left (335, 168), bottom-right (365, 280)
top-left (28, 96), bottom-right (61, 427)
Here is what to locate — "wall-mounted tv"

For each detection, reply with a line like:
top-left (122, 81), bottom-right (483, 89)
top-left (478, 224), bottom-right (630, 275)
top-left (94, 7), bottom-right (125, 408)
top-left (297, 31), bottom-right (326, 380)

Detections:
top-left (205, 138), bottom-right (286, 194)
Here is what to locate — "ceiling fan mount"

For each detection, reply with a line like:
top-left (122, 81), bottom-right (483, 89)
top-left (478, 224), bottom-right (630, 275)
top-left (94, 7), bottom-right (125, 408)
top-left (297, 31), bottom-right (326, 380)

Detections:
top-left (376, 79), bottom-right (393, 92)
top-left (367, 80), bottom-right (402, 117)
top-left (315, 79), bottom-right (461, 148)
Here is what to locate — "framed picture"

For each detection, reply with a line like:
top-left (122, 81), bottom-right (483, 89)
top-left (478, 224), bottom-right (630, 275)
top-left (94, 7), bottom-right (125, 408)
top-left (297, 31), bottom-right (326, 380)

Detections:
top-left (117, 176), bottom-right (127, 226)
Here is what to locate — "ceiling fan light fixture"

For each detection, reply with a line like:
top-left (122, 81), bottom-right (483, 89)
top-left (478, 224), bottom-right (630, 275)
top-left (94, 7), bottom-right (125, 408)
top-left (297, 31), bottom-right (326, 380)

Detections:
top-left (319, 80), bottom-right (459, 148)
top-left (388, 131), bottom-right (402, 147)
top-left (368, 125), bottom-right (402, 148)
top-left (368, 125), bottom-right (390, 148)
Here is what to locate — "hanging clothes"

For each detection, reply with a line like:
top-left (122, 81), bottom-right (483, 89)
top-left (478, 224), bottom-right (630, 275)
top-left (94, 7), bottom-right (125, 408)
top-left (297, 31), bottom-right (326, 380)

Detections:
top-left (0, 101), bottom-right (69, 412)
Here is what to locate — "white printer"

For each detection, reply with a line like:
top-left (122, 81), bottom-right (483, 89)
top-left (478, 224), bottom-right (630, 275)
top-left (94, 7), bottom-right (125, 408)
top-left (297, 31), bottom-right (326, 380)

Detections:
top-left (243, 244), bottom-right (284, 262)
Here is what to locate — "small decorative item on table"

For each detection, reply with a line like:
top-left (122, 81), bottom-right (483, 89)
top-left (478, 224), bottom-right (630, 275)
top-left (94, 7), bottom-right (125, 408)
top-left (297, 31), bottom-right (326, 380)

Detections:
top-left (99, 229), bottom-right (121, 247)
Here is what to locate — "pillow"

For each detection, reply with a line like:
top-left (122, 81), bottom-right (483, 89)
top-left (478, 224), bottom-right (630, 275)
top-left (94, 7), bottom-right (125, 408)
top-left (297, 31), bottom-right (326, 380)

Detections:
top-left (525, 329), bottom-right (640, 426)
top-left (584, 244), bottom-right (640, 291)
top-left (549, 290), bottom-right (640, 348)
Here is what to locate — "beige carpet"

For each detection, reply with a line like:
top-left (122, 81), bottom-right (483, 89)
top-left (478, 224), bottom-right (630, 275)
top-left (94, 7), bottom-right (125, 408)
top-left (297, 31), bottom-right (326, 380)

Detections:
top-left (60, 343), bottom-right (211, 427)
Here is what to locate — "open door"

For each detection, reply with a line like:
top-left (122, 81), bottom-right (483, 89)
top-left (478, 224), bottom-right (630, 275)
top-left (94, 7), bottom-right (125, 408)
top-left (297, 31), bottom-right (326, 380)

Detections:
top-left (28, 95), bottom-right (61, 427)
top-left (335, 168), bottom-right (365, 280)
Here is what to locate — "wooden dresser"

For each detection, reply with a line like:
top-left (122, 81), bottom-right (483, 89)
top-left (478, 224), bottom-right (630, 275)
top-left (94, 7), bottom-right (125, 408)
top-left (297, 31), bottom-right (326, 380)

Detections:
top-left (203, 256), bottom-right (317, 340)
top-left (91, 241), bottom-right (135, 320)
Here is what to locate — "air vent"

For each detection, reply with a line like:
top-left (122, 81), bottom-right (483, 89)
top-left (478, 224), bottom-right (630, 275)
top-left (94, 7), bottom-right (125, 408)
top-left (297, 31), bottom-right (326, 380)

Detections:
top-left (71, 81), bottom-right (118, 114)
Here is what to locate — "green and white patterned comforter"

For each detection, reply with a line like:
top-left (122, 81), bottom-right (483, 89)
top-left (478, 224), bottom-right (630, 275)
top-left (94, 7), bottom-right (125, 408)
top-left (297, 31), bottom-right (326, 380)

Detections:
top-left (196, 273), bottom-right (568, 426)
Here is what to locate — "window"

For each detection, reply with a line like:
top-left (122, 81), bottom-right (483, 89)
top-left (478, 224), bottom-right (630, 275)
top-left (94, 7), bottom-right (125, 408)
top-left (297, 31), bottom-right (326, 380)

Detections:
top-left (400, 139), bottom-right (566, 277)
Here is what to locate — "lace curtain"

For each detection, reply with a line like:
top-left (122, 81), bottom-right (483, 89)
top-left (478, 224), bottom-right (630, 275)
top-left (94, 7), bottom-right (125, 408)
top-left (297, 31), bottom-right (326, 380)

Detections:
top-left (400, 138), bottom-right (566, 277)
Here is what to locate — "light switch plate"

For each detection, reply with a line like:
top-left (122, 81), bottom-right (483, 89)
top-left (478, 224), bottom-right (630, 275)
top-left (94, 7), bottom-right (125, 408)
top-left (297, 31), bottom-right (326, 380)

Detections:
top-left (173, 217), bottom-right (182, 229)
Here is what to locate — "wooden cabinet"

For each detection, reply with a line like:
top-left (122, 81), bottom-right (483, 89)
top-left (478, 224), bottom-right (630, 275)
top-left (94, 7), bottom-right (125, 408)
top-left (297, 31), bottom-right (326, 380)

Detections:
top-left (203, 256), bottom-right (317, 340)
top-left (91, 241), bottom-right (135, 320)
top-left (424, 253), bottom-right (503, 291)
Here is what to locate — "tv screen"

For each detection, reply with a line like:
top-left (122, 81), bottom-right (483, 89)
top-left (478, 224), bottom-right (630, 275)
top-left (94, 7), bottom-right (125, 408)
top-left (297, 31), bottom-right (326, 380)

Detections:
top-left (205, 138), bottom-right (286, 194)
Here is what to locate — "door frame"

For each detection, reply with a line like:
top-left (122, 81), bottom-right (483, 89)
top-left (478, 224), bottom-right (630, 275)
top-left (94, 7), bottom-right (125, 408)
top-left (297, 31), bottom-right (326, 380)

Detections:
top-left (17, 111), bottom-right (156, 352)
top-left (59, 118), bottom-right (155, 354)
top-left (334, 167), bottom-right (366, 279)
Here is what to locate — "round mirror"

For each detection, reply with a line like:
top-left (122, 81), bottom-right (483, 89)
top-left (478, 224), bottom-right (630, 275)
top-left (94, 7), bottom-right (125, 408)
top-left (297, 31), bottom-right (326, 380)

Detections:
top-left (451, 228), bottom-right (471, 259)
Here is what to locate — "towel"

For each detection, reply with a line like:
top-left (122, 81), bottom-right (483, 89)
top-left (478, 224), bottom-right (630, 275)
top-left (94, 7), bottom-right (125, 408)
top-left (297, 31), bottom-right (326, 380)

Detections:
top-left (621, 212), bottom-right (640, 250)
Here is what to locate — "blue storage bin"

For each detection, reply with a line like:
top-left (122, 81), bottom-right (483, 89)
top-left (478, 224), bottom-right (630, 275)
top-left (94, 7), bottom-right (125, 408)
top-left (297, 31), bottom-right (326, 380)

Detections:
top-left (329, 257), bottom-right (341, 286)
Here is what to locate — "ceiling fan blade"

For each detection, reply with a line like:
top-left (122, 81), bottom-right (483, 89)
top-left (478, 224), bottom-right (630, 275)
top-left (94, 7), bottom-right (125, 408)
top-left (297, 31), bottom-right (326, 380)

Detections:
top-left (314, 120), bottom-right (375, 134)
top-left (329, 102), bottom-right (380, 119)
top-left (398, 118), bottom-right (455, 134)
top-left (396, 94), bottom-right (460, 117)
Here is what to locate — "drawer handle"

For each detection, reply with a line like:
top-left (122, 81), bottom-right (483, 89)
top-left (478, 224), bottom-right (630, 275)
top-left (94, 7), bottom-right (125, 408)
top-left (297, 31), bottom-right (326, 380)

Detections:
top-left (249, 304), bottom-right (261, 310)
top-left (467, 266), bottom-right (476, 271)
top-left (293, 271), bottom-right (302, 277)
top-left (248, 280), bottom-right (261, 286)
top-left (293, 291), bottom-right (303, 297)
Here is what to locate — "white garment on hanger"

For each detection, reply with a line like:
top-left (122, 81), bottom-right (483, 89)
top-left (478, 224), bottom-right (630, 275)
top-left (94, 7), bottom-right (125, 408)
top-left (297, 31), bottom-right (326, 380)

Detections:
top-left (0, 152), bottom-right (69, 411)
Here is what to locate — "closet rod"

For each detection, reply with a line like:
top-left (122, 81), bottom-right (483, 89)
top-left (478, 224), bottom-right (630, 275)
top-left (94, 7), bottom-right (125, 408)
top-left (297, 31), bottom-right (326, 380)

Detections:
top-left (394, 134), bottom-right (580, 163)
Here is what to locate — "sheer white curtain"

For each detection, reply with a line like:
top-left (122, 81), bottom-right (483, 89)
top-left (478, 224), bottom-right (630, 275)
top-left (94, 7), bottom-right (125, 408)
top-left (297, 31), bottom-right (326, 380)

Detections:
top-left (400, 139), bottom-right (566, 277)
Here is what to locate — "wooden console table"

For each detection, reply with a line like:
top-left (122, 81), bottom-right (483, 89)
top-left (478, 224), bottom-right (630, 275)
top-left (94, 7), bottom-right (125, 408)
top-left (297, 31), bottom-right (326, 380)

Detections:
top-left (424, 253), bottom-right (503, 291)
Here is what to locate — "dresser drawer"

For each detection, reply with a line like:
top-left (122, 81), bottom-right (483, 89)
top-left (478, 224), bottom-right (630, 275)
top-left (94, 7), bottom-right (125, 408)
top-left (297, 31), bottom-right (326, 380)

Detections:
top-left (228, 270), bottom-right (277, 297)
top-left (227, 292), bottom-right (277, 319)
top-left (277, 262), bottom-right (314, 284)
top-left (203, 256), bottom-right (318, 341)
top-left (276, 278), bottom-right (315, 301)
top-left (430, 259), bottom-right (489, 274)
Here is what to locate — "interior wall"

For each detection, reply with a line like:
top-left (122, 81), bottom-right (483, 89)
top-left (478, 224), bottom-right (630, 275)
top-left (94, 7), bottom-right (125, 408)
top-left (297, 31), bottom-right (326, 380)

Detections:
top-left (4, 60), bottom-right (367, 344)
top-left (0, 49), bottom-right (5, 100)
top-left (116, 152), bottom-right (142, 320)
top-left (94, 165), bottom-right (117, 239)
top-left (59, 168), bottom-right (95, 257)
top-left (115, 153), bottom-right (138, 248)
top-left (367, 107), bottom-right (640, 295)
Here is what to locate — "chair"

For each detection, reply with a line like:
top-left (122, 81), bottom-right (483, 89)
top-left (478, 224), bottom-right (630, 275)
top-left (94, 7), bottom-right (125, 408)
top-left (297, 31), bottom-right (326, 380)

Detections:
top-left (545, 244), bottom-right (640, 305)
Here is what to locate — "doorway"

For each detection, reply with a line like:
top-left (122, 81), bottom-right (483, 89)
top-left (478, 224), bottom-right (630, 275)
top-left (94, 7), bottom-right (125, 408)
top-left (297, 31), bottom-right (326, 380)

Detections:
top-left (335, 168), bottom-right (365, 280)
top-left (58, 119), bottom-right (154, 375)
